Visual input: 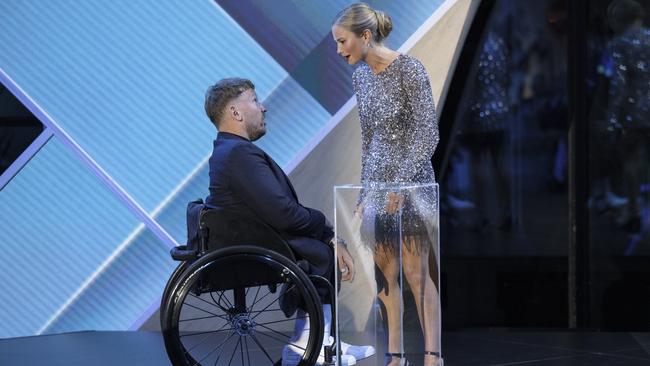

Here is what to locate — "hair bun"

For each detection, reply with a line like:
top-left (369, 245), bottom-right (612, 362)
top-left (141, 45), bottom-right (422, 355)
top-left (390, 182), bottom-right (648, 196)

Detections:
top-left (375, 10), bottom-right (393, 41)
top-left (333, 3), bottom-right (393, 44)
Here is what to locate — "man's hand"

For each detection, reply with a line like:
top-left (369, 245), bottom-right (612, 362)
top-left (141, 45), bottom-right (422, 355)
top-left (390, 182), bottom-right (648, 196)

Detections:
top-left (336, 242), bottom-right (356, 282)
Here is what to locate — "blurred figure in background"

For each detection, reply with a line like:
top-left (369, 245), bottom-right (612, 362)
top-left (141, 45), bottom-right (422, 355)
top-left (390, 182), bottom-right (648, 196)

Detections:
top-left (603, 0), bottom-right (650, 233)
top-left (459, 25), bottom-right (512, 231)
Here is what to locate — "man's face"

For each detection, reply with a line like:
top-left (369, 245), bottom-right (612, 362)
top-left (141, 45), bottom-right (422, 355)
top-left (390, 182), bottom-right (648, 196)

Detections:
top-left (235, 88), bottom-right (267, 141)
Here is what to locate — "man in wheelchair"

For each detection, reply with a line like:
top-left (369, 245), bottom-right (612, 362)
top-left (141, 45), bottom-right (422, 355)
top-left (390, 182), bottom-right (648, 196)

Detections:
top-left (202, 78), bottom-right (375, 365)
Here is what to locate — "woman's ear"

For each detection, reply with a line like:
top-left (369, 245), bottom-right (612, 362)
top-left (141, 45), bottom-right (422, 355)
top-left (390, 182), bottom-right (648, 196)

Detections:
top-left (362, 29), bottom-right (372, 42)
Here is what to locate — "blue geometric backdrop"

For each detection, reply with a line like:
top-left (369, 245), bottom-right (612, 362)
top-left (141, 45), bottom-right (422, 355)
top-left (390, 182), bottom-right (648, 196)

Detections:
top-left (0, 0), bottom-right (442, 338)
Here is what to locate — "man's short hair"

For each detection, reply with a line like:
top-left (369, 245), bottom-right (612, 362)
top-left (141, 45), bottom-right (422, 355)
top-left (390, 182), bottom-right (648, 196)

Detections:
top-left (205, 78), bottom-right (255, 128)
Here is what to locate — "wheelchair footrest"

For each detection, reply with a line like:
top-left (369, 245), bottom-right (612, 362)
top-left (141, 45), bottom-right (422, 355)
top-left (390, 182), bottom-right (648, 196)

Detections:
top-left (170, 245), bottom-right (198, 261)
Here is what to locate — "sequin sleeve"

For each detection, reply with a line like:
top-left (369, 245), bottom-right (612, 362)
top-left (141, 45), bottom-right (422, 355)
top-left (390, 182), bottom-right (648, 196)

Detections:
top-left (352, 69), bottom-right (369, 205)
top-left (352, 70), bottom-right (371, 182)
top-left (397, 58), bottom-right (439, 182)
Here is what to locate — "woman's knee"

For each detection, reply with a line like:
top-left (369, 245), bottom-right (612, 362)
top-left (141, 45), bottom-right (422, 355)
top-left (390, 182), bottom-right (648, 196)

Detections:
top-left (402, 253), bottom-right (430, 288)
top-left (404, 265), bottom-right (426, 289)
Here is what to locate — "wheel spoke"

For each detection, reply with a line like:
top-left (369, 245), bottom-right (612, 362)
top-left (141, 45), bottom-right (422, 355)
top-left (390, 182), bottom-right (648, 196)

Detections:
top-left (180, 328), bottom-right (231, 338)
top-left (227, 336), bottom-right (241, 366)
top-left (180, 314), bottom-right (225, 323)
top-left (184, 317), bottom-right (231, 353)
top-left (184, 299), bottom-right (229, 320)
top-left (190, 292), bottom-right (230, 313)
top-left (250, 296), bottom-right (283, 322)
top-left (247, 288), bottom-right (275, 314)
top-left (255, 328), bottom-right (306, 352)
top-left (211, 290), bottom-right (235, 310)
top-left (255, 316), bottom-right (307, 327)
top-left (248, 308), bottom-right (285, 314)
top-left (239, 335), bottom-right (245, 366)
top-left (244, 337), bottom-right (251, 366)
top-left (249, 333), bottom-right (275, 363)
top-left (255, 323), bottom-right (293, 342)
top-left (247, 286), bottom-right (263, 316)
top-left (193, 330), bottom-right (237, 366)
top-left (184, 303), bottom-right (229, 321)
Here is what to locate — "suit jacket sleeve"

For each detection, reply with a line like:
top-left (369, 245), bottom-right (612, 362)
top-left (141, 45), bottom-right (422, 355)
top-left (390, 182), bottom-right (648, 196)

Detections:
top-left (228, 143), bottom-right (328, 240)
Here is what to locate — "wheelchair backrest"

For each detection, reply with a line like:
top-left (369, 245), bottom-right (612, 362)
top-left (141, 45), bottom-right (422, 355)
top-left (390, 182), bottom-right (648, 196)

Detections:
top-left (199, 207), bottom-right (297, 261)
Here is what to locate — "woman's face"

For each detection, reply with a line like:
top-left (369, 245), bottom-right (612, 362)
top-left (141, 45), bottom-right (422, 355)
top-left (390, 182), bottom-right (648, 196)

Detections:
top-left (332, 25), bottom-right (366, 65)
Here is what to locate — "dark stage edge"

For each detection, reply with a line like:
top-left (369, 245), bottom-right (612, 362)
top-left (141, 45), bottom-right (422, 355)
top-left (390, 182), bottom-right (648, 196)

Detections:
top-left (1, 330), bottom-right (649, 366)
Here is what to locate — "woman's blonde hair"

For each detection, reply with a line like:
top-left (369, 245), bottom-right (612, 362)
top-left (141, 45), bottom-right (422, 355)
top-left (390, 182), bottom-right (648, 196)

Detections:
top-left (333, 2), bottom-right (393, 44)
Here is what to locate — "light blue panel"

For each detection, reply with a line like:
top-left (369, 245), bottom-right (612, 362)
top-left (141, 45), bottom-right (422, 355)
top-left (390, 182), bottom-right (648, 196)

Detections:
top-left (42, 229), bottom-right (175, 333)
top-left (289, 0), bottom-right (353, 37)
top-left (255, 76), bottom-right (331, 167)
top-left (0, 138), bottom-right (141, 338)
top-left (0, 0), bottom-right (287, 212)
top-left (378, 0), bottom-right (445, 50)
top-left (155, 164), bottom-right (210, 246)
top-left (250, 0), bottom-right (352, 57)
top-left (286, 0), bottom-right (445, 52)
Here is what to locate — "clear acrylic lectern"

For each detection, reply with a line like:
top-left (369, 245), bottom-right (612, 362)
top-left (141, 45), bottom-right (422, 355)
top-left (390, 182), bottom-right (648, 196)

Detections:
top-left (334, 183), bottom-right (442, 366)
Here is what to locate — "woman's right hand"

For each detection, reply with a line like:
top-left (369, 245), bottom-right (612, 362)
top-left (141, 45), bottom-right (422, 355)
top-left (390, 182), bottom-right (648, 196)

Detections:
top-left (385, 192), bottom-right (403, 215)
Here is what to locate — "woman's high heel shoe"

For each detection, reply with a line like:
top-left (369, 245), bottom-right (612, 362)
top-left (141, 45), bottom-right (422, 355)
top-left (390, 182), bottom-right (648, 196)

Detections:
top-left (424, 351), bottom-right (444, 366)
top-left (385, 352), bottom-right (409, 366)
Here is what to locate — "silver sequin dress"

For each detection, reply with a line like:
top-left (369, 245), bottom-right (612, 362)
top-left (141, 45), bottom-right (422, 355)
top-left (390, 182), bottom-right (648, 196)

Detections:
top-left (352, 54), bottom-right (440, 249)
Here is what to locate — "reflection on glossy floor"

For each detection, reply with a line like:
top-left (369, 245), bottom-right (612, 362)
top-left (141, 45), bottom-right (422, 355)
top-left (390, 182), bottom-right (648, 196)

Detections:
top-left (1, 330), bottom-right (648, 366)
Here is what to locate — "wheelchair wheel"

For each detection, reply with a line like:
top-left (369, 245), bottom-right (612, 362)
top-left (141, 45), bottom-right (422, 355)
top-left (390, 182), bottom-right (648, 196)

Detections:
top-left (161, 246), bottom-right (323, 366)
top-left (160, 261), bottom-right (190, 329)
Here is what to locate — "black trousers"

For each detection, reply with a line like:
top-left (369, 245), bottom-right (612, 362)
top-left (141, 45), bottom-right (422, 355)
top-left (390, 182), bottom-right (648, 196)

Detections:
top-left (286, 236), bottom-right (335, 304)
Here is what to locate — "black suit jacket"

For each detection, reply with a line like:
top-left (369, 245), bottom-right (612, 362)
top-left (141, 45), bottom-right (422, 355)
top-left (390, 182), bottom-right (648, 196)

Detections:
top-left (205, 132), bottom-right (333, 243)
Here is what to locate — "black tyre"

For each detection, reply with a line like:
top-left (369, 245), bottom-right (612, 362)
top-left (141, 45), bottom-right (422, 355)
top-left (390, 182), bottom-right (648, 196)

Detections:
top-left (160, 261), bottom-right (191, 329)
top-left (161, 246), bottom-right (323, 366)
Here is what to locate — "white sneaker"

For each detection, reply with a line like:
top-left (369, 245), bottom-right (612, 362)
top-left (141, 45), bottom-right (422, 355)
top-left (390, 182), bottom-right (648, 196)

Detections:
top-left (282, 343), bottom-right (357, 366)
top-left (328, 336), bottom-right (376, 360)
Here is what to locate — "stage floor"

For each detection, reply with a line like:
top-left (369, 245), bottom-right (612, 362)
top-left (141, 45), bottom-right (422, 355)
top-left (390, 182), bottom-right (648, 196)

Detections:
top-left (1, 330), bottom-right (649, 365)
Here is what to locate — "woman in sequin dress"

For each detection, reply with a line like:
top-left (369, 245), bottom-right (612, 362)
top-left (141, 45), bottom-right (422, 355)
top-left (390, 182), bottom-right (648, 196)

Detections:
top-left (332, 3), bottom-right (442, 366)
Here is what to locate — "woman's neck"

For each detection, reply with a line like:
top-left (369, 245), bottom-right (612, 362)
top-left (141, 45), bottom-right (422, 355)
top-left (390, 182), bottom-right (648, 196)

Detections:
top-left (364, 46), bottom-right (400, 75)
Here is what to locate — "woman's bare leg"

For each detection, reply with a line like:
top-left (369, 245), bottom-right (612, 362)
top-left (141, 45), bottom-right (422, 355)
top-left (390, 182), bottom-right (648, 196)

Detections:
top-left (402, 237), bottom-right (442, 366)
top-left (375, 243), bottom-right (403, 366)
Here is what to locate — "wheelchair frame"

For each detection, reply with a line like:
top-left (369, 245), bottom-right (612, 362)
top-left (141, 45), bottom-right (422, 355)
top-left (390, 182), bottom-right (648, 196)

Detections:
top-left (160, 206), bottom-right (338, 366)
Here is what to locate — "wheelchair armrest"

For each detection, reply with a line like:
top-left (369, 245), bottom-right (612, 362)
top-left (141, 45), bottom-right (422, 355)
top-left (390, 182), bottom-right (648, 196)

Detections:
top-left (170, 245), bottom-right (198, 261)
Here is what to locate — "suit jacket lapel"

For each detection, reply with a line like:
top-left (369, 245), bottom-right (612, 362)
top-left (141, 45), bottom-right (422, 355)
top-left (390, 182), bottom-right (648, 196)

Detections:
top-left (263, 152), bottom-right (299, 200)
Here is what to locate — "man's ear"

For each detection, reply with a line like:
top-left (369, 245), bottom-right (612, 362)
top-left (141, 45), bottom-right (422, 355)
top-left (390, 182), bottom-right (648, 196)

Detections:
top-left (229, 104), bottom-right (242, 121)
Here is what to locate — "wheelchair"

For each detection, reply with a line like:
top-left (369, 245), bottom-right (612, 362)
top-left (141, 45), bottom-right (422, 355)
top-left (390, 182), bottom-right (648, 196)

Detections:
top-left (160, 204), bottom-right (338, 366)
